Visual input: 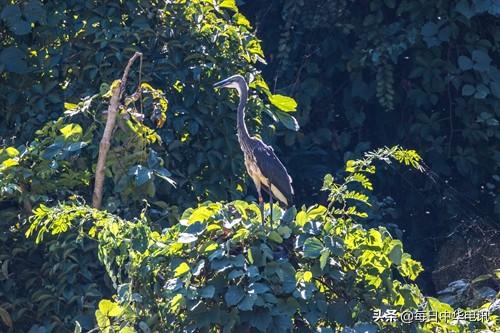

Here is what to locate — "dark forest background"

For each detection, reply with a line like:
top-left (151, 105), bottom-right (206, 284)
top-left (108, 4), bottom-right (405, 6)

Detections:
top-left (239, 0), bottom-right (500, 293)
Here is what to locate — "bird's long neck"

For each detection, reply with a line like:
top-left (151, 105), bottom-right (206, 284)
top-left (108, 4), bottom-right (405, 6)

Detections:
top-left (236, 82), bottom-right (252, 147)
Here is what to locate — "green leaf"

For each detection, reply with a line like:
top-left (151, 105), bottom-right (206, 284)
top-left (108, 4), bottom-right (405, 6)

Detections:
top-left (421, 22), bottom-right (438, 36)
top-left (277, 225), bottom-right (292, 239)
top-left (303, 237), bottom-right (323, 258)
top-left (95, 310), bottom-right (110, 330)
top-left (237, 295), bottom-right (256, 311)
top-left (64, 102), bottom-right (78, 111)
top-left (0, 5), bottom-right (21, 22)
top-left (471, 49), bottom-right (491, 71)
top-left (249, 282), bottom-right (269, 294)
top-left (98, 299), bottom-right (122, 317)
top-left (0, 306), bottom-right (12, 328)
top-left (324, 236), bottom-right (344, 256)
top-left (275, 110), bottom-right (300, 131)
top-left (24, 1), bottom-right (46, 24)
top-left (388, 240), bottom-right (403, 265)
top-left (367, 229), bottom-right (383, 248)
top-left (462, 84), bottom-right (475, 96)
top-left (295, 211), bottom-right (308, 227)
top-left (400, 254), bottom-right (423, 280)
top-left (174, 262), bottom-right (190, 277)
top-left (457, 56), bottom-right (473, 70)
top-left (10, 20), bottom-right (31, 35)
top-left (60, 124), bottom-right (83, 139)
top-left (268, 94), bottom-right (298, 112)
top-left (4, 147), bottom-right (19, 157)
top-left (199, 285), bottom-right (215, 299)
top-left (0, 47), bottom-right (28, 73)
top-left (268, 230), bottom-right (283, 244)
top-left (224, 286), bottom-right (244, 306)
top-left (169, 294), bottom-right (184, 313)
top-left (320, 249), bottom-right (330, 270)
top-left (474, 84), bottom-right (489, 99)
top-left (220, 0), bottom-right (238, 12)
top-left (130, 165), bottom-right (153, 186)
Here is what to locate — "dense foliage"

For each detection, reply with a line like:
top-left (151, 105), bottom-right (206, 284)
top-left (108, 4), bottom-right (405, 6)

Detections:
top-left (26, 147), bottom-right (499, 332)
top-left (0, 0), bottom-right (499, 332)
top-left (0, 0), bottom-right (298, 211)
top-left (241, 0), bottom-right (500, 286)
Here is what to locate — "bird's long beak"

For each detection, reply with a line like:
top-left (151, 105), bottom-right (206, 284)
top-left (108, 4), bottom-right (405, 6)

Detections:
top-left (213, 77), bottom-right (231, 89)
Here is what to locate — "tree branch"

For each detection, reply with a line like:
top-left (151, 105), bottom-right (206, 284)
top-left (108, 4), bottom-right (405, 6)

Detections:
top-left (92, 51), bottom-right (143, 209)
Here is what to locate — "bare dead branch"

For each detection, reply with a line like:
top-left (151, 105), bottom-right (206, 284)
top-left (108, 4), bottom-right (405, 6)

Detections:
top-left (92, 51), bottom-right (143, 209)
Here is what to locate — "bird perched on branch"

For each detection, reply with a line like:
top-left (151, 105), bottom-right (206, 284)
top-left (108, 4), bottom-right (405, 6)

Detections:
top-left (214, 74), bottom-right (294, 223)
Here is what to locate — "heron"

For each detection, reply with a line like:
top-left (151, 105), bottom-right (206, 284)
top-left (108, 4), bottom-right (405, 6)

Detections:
top-left (214, 74), bottom-right (294, 224)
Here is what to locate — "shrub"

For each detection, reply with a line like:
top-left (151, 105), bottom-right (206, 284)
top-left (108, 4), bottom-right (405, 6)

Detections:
top-left (26, 147), bottom-right (499, 332)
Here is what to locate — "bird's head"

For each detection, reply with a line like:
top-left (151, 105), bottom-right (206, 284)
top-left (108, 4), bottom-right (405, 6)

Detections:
top-left (213, 74), bottom-right (247, 95)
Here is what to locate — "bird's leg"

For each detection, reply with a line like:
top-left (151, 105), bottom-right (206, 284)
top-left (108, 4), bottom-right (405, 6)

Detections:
top-left (269, 188), bottom-right (274, 225)
top-left (258, 194), bottom-right (264, 226)
top-left (256, 183), bottom-right (265, 225)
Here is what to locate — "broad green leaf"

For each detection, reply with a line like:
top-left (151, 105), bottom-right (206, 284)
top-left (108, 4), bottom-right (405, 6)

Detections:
top-left (220, 0), bottom-right (238, 12)
top-left (320, 249), bottom-right (330, 270)
top-left (307, 205), bottom-right (327, 219)
top-left (277, 225), bottom-right (292, 239)
top-left (60, 124), bottom-right (83, 139)
top-left (462, 84), bottom-right (475, 96)
top-left (238, 295), bottom-right (256, 311)
top-left (189, 206), bottom-right (216, 224)
top-left (1, 158), bottom-right (19, 170)
top-left (421, 22), bottom-right (438, 36)
top-left (224, 286), bottom-right (244, 306)
top-left (174, 262), bottom-right (190, 277)
top-left (249, 282), bottom-right (269, 294)
top-left (64, 102), bottom-right (78, 110)
top-left (0, 47), bottom-right (27, 73)
top-left (169, 293), bottom-right (184, 313)
top-left (233, 227), bottom-right (250, 241)
top-left (275, 110), bottom-right (300, 131)
top-left (129, 165), bottom-right (153, 186)
top-left (199, 285), bottom-right (215, 299)
top-left (4, 147), bottom-right (19, 157)
top-left (269, 94), bottom-right (297, 112)
top-left (367, 229), bottom-right (383, 248)
top-left (268, 230), bottom-right (283, 244)
top-left (98, 299), bottom-right (122, 317)
top-left (303, 237), bottom-right (323, 258)
top-left (295, 211), bottom-right (308, 227)
top-left (457, 56), bottom-right (473, 70)
top-left (400, 254), bottom-right (423, 280)
top-left (200, 241), bottom-right (218, 253)
top-left (95, 310), bottom-right (110, 330)
top-left (234, 13), bottom-right (250, 28)
top-left (388, 240), bottom-right (403, 265)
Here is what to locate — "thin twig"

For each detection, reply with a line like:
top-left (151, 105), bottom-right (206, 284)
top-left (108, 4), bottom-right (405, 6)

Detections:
top-left (92, 51), bottom-right (143, 209)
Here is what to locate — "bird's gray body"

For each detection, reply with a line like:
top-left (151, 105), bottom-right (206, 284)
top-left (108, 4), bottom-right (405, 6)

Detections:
top-left (214, 75), bottom-right (294, 207)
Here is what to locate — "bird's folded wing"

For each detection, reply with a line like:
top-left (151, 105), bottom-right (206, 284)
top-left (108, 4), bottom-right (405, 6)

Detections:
top-left (252, 143), bottom-right (294, 206)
